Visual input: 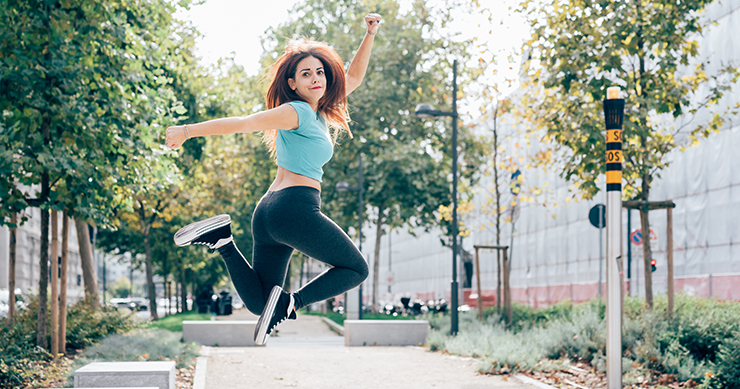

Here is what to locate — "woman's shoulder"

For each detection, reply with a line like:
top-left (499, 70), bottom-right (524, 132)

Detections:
top-left (283, 100), bottom-right (312, 110)
top-left (281, 100), bottom-right (319, 129)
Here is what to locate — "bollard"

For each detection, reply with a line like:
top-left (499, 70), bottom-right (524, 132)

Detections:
top-left (604, 86), bottom-right (624, 389)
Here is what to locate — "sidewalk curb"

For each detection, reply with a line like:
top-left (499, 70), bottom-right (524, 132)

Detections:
top-left (514, 374), bottom-right (558, 389)
top-left (321, 317), bottom-right (344, 335)
top-left (193, 346), bottom-right (211, 389)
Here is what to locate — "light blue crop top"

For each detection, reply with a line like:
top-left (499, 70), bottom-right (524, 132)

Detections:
top-left (275, 100), bottom-right (334, 182)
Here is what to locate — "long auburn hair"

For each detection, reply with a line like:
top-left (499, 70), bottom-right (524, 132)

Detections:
top-left (262, 40), bottom-right (352, 157)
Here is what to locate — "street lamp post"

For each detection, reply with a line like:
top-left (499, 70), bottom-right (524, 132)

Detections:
top-left (414, 59), bottom-right (459, 335)
top-left (336, 153), bottom-right (364, 320)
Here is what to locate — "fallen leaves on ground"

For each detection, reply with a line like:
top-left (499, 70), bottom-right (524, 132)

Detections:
top-left (176, 362), bottom-right (196, 389)
top-left (486, 360), bottom-right (700, 389)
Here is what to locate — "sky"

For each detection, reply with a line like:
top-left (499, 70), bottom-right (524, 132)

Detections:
top-left (177, 0), bottom-right (532, 116)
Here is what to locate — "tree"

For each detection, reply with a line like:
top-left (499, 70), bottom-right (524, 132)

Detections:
top-left (111, 277), bottom-right (132, 299)
top-left (477, 96), bottom-right (515, 311)
top-left (96, 57), bottom-right (268, 313)
top-left (1, 0), bottom-right (198, 340)
top-left (518, 0), bottom-right (738, 308)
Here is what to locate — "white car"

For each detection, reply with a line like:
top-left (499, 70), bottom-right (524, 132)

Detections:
top-left (109, 297), bottom-right (148, 311)
top-left (0, 289), bottom-right (26, 318)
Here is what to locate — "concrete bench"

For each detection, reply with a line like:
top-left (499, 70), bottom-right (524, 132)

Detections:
top-left (74, 361), bottom-right (175, 389)
top-left (343, 320), bottom-right (429, 347)
top-left (182, 320), bottom-right (262, 347)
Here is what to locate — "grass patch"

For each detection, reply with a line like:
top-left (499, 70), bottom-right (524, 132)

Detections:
top-left (300, 310), bottom-right (417, 326)
top-left (146, 311), bottom-right (211, 332)
top-left (65, 328), bottom-right (200, 387)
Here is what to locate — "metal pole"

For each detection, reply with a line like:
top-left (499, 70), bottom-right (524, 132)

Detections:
top-left (475, 247), bottom-right (482, 322)
top-left (604, 87), bottom-right (624, 389)
top-left (667, 208), bottom-right (674, 316)
top-left (627, 209), bottom-right (632, 296)
top-left (358, 153), bottom-right (364, 320)
top-left (388, 229), bottom-right (392, 293)
top-left (599, 210), bottom-right (603, 298)
top-left (450, 59), bottom-right (459, 335)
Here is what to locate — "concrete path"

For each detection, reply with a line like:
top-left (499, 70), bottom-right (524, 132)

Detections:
top-left (203, 309), bottom-right (533, 389)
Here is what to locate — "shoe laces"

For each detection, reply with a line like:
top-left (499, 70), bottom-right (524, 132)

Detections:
top-left (192, 236), bottom-right (232, 250)
top-left (192, 241), bottom-right (218, 250)
top-left (268, 294), bottom-right (295, 335)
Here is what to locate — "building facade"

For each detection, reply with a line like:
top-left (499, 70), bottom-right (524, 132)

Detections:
top-left (358, 0), bottom-right (740, 309)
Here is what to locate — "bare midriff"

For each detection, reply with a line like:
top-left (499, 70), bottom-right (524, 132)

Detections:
top-left (267, 167), bottom-right (321, 192)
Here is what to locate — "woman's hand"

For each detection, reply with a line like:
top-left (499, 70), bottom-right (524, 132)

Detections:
top-left (165, 125), bottom-right (188, 150)
top-left (365, 13), bottom-right (382, 35)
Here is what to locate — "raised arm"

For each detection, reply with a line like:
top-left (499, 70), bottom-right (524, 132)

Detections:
top-left (345, 13), bottom-right (382, 97)
top-left (165, 104), bottom-right (299, 149)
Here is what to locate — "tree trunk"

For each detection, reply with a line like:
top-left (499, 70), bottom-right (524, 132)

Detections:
top-left (162, 250), bottom-right (169, 316)
top-left (180, 266), bottom-right (187, 313)
top-left (372, 208), bottom-right (385, 314)
top-left (37, 207), bottom-right (49, 349)
top-left (75, 217), bottom-right (99, 307)
top-left (50, 210), bottom-right (59, 358)
top-left (492, 101), bottom-right (502, 313)
top-left (59, 213), bottom-right (69, 354)
top-left (640, 173), bottom-right (654, 309)
top-left (143, 233), bottom-right (158, 321)
top-left (164, 276), bottom-right (169, 317)
top-left (503, 248), bottom-right (512, 325)
top-left (496, 252), bottom-right (502, 313)
top-left (9, 213), bottom-right (17, 325)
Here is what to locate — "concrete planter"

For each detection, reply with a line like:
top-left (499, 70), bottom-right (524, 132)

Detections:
top-left (343, 320), bottom-right (429, 347)
top-left (73, 361), bottom-right (175, 389)
top-left (182, 320), bottom-right (261, 347)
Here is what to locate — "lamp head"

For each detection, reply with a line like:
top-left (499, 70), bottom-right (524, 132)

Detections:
top-left (414, 103), bottom-right (436, 119)
top-left (336, 182), bottom-right (350, 192)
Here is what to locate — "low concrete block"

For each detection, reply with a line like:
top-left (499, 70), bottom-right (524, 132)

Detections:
top-left (74, 361), bottom-right (175, 389)
top-left (343, 320), bottom-right (429, 347)
top-left (182, 320), bottom-right (261, 347)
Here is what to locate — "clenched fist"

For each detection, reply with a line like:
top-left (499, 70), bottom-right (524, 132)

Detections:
top-left (365, 14), bottom-right (382, 35)
top-left (165, 125), bottom-right (188, 150)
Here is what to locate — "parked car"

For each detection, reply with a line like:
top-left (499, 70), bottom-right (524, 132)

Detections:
top-left (109, 297), bottom-right (148, 311)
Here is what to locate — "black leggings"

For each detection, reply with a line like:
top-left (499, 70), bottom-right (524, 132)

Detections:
top-left (217, 186), bottom-right (368, 315)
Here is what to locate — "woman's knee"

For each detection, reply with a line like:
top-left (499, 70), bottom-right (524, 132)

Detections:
top-left (245, 300), bottom-right (266, 316)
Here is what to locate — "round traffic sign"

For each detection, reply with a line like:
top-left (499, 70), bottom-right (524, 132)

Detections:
top-left (630, 230), bottom-right (643, 245)
top-left (589, 204), bottom-right (606, 229)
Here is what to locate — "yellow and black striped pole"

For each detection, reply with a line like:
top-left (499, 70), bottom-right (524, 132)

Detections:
top-left (604, 86), bottom-right (625, 389)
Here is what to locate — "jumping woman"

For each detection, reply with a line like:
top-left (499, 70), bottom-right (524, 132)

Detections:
top-left (165, 14), bottom-right (381, 345)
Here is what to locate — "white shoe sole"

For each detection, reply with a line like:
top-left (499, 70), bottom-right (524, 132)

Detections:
top-left (174, 214), bottom-right (231, 247)
top-left (254, 286), bottom-right (283, 346)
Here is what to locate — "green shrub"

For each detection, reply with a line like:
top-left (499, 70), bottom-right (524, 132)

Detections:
top-left (65, 300), bottom-right (140, 349)
top-left (427, 294), bottom-right (739, 387)
top-left (699, 333), bottom-right (740, 389)
top-left (146, 310), bottom-right (211, 332)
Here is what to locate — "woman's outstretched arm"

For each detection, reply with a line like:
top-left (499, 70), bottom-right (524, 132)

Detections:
top-left (165, 104), bottom-right (299, 149)
top-left (345, 13), bottom-right (382, 97)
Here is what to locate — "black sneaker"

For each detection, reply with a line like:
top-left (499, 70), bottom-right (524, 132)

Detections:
top-left (174, 214), bottom-right (233, 250)
top-left (254, 285), bottom-right (297, 345)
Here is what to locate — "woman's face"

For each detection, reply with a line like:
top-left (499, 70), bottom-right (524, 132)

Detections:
top-left (288, 56), bottom-right (326, 105)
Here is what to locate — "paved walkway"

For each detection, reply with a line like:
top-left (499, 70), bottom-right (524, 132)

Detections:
top-left (202, 309), bottom-right (533, 389)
